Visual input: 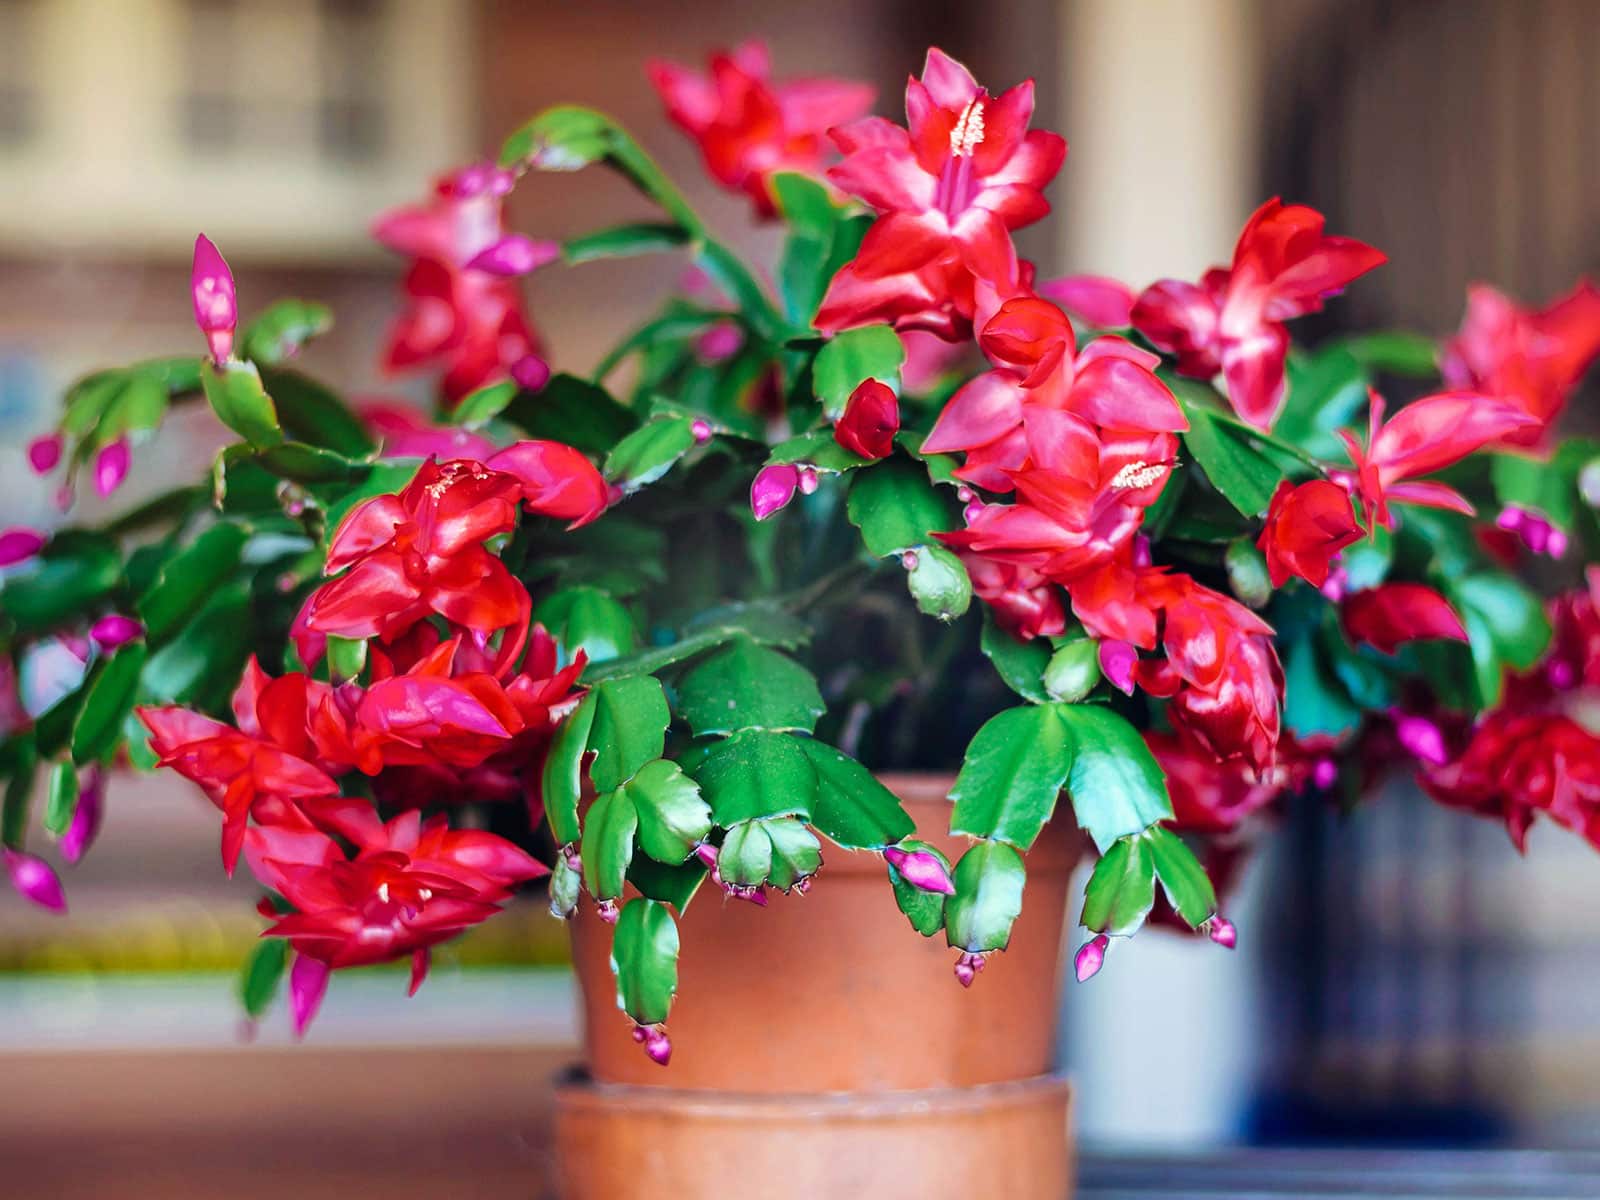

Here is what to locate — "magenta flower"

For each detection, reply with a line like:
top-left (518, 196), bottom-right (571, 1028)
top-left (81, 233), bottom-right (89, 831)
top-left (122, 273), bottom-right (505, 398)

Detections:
top-left (192, 233), bottom-right (238, 363)
top-left (465, 234), bottom-right (560, 277)
top-left (5, 849), bottom-right (66, 913)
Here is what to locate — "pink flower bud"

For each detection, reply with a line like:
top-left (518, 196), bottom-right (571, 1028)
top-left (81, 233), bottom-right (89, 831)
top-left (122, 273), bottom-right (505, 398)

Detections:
top-left (953, 950), bottom-right (987, 988)
top-left (289, 952), bottom-right (330, 1038)
top-left (955, 486), bottom-right (974, 504)
top-left (1548, 528), bottom-right (1570, 559)
top-left (27, 434), bottom-right (62, 474)
top-left (690, 419), bottom-right (713, 444)
top-left (793, 875), bottom-right (812, 895)
top-left (1549, 659), bottom-right (1578, 690)
top-left (5, 850), bottom-right (66, 913)
top-left (1319, 565), bottom-right (1349, 603)
top-left (1074, 934), bottom-right (1109, 983)
top-left (466, 234), bottom-right (560, 277)
top-left (90, 613), bottom-right (143, 651)
top-left (1098, 640), bottom-right (1137, 696)
top-left (797, 466), bottom-right (819, 495)
top-left (94, 438), bottom-right (130, 498)
top-left (899, 549), bottom-right (920, 571)
top-left (191, 233), bottom-right (237, 362)
top-left (1392, 711), bottom-right (1449, 766)
top-left (1207, 917), bottom-right (1238, 950)
top-left (60, 768), bottom-right (104, 865)
top-left (884, 845), bottom-right (955, 894)
top-left (1312, 758), bottom-right (1339, 790)
top-left (693, 843), bottom-right (718, 870)
top-left (562, 844), bottom-right (582, 872)
top-left (511, 354), bottom-right (551, 393)
top-left (0, 527), bottom-right (46, 567)
top-left (694, 320), bottom-right (744, 363)
top-left (596, 898), bottom-right (620, 925)
top-left (643, 1026), bottom-right (672, 1066)
top-left (751, 464), bottom-right (799, 520)
top-left (963, 498), bottom-right (985, 524)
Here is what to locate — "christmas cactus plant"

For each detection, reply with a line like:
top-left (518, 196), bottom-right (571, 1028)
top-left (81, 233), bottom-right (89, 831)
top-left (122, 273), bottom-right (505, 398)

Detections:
top-left (3, 44), bottom-right (1599, 1057)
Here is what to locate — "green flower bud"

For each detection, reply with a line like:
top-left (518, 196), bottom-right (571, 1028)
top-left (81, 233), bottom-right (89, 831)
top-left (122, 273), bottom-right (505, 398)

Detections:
top-left (1225, 537), bottom-right (1272, 608)
top-left (1043, 638), bottom-right (1101, 702)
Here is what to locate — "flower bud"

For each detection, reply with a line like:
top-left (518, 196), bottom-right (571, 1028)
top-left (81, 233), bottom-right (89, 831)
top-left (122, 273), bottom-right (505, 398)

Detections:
top-left (60, 768), bottom-right (105, 865)
top-left (797, 466), bottom-right (819, 495)
top-left (27, 434), bottom-right (62, 475)
top-left (1392, 711), bottom-right (1449, 766)
top-left (1098, 640), bottom-right (1137, 696)
top-left (191, 233), bottom-right (237, 362)
top-left (5, 850), bottom-right (66, 913)
top-left (289, 952), bottom-right (330, 1038)
top-left (465, 234), bottom-right (560, 277)
top-left (690, 419), bottom-right (713, 444)
top-left (94, 438), bottom-right (131, 498)
top-left (1225, 537), bottom-right (1273, 609)
top-left (884, 845), bottom-right (955, 895)
top-left (695, 320), bottom-right (744, 363)
top-left (90, 614), bottom-right (143, 652)
top-left (1073, 934), bottom-right (1109, 982)
top-left (0, 527), bottom-right (46, 568)
top-left (1580, 457), bottom-right (1600, 509)
top-left (1312, 758), bottom-right (1338, 791)
top-left (952, 950), bottom-right (987, 988)
top-left (1044, 639), bottom-right (1101, 702)
top-left (1207, 916), bottom-right (1238, 950)
top-left (511, 354), bottom-right (551, 393)
top-left (905, 543), bottom-right (972, 622)
top-left (595, 898), bottom-right (620, 925)
top-left (693, 842), bottom-right (718, 870)
top-left (750, 464), bottom-right (799, 520)
top-left (643, 1026), bottom-right (672, 1066)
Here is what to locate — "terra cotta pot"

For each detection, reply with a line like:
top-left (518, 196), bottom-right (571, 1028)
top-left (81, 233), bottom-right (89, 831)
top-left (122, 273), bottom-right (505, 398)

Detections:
top-left (554, 772), bottom-right (1082, 1199)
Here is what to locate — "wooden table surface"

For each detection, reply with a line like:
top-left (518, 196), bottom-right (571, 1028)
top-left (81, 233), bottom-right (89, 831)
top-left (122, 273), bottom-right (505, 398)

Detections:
top-left (5, 1045), bottom-right (1599, 1198)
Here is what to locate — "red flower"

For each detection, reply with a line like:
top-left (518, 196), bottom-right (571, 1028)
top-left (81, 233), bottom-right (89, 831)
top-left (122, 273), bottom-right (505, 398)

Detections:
top-left (1257, 478), bottom-right (1363, 588)
top-left (923, 297), bottom-right (1183, 490)
top-left (816, 49), bottom-right (1065, 339)
top-left (246, 812), bottom-right (546, 972)
top-left (1131, 199), bottom-right (1386, 430)
top-left (486, 440), bottom-right (612, 529)
top-left (296, 458), bottom-right (531, 668)
top-left (374, 164), bottom-right (555, 404)
top-left (648, 41), bottom-right (873, 218)
top-left (1441, 280), bottom-right (1600, 448)
top-left (1039, 274), bottom-right (1136, 329)
top-left (1134, 579), bottom-right (1283, 773)
top-left (1420, 580), bottom-right (1600, 852)
top-left (958, 553), bottom-right (1067, 641)
top-left (1340, 583), bottom-right (1468, 654)
top-left (834, 379), bottom-right (901, 459)
top-left (1148, 731), bottom-right (1284, 835)
top-left (139, 668), bottom-right (377, 874)
top-left (1337, 388), bottom-right (1539, 530)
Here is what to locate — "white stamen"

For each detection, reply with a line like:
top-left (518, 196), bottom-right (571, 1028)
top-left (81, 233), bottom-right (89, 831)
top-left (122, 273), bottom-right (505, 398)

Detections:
top-left (949, 99), bottom-right (986, 157)
top-left (377, 882), bottom-right (391, 903)
top-left (418, 888), bottom-right (433, 902)
top-left (1111, 461), bottom-right (1166, 490)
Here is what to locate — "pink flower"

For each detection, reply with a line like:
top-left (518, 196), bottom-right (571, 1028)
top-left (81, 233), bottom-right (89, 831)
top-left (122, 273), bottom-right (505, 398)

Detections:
top-left (373, 164), bottom-right (551, 405)
top-left (883, 844), bottom-right (955, 894)
top-left (816, 49), bottom-right (1065, 340)
top-left (751, 464), bottom-right (800, 520)
top-left (648, 41), bottom-right (873, 218)
top-left (1039, 274), bottom-right (1135, 329)
top-left (1132, 199), bottom-right (1385, 429)
top-left (90, 614), bottom-right (144, 652)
